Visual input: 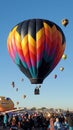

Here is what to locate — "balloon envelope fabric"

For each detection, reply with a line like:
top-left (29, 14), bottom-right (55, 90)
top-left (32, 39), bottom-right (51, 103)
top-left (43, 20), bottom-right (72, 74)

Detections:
top-left (7, 19), bottom-right (66, 84)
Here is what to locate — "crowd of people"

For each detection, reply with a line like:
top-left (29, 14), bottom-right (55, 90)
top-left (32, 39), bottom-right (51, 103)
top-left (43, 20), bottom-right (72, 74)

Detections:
top-left (0, 111), bottom-right (73, 130)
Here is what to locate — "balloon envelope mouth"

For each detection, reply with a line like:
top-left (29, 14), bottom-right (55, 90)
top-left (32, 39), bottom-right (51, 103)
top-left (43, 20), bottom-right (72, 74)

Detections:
top-left (30, 78), bottom-right (43, 84)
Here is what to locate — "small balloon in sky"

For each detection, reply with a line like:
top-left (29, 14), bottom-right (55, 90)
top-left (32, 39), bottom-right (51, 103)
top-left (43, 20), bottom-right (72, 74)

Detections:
top-left (61, 19), bottom-right (69, 27)
top-left (22, 95), bottom-right (26, 99)
top-left (39, 85), bottom-right (41, 88)
top-left (11, 81), bottom-right (15, 88)
top-left (54, 74), bottom-right (57, 79)
top-left (21, 78), bottom-right (24, 82)
top-left (60, 67), bottom-right (64, 71)
top-left (16, 101), bottom-right (19, 105)
top-left (16, 88), bottom-right (18, 91)
top-left (62, 54), bottom-right (67, 60)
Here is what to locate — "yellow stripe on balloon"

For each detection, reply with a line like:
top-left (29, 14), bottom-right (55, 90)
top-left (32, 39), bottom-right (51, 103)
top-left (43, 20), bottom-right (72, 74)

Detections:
top-left (36, 34), bottom-right (45, 49)
top-left (21, 34), bottom-right (36, 55)
top-left (15, 31), bottom-right (21, 43)
top-left (7, 27), bottom-right (17, 45)
top-left (22, 40), bottom-right (28, 56)
top-left (28, 34), bottom-right (36, 47)
top-left (10, 26), bottom-right (18, 40)
top-left (21, 35), bottom-right (29, 57)
top-left (14, 31), bottom-right (21, 49)
top-left (21, 35), bottom-right (32, 57)
top-left (7, 26), bottom-right (17, 52)
top-left (22, 45), bottom-right (29, 57)
top-left (28, 34), bottom-right (36, 55)
top-left (21, 35), bottom-right (28, 48)
top-left (36, 28), bottom-right (44, 41)
top-left (29, 43), bottom-right (36, 55)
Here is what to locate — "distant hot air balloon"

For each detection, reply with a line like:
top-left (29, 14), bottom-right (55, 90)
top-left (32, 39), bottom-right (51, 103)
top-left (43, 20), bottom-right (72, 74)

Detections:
top-left (60, 67), bottom-right (64, 71)
top-left (0, 96), bottom-right (14, 112)
top-left (21, 78), bottom-right (24, 82)
top-left (11, 81), bottom-right (15, 88)
top-left (39, 85), bottom-right (41, 88)
top-left (62, 54), bottom-right (67, 60)
top-left (54, 74), bottom-right (57, 79)
top-left (61, 19), bottom-right (69, 27)
top-left (7, 18), bottom-right (66, 84)
top-left (22, 95), bottom-right (26, 99)
top-left (16, 88), bottom-right (18, 91)
top-left (16, 101), bottom-right (19, 105)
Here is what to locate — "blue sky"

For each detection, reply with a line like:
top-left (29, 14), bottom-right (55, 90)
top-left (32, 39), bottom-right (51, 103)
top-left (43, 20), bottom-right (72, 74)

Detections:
top-left (0, 0), bottom-right (73, 110)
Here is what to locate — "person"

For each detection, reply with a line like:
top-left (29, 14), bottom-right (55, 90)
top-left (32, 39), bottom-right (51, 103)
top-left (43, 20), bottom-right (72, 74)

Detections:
top-left (63, 117), bottom-right (69, 130)
top-left (67, 114), bottom-right (73, 130)
top-left (3, 113), bottom-right (9, 128)
top-left (54, 117), bottom-right (63, 130)
top-left (10, 120), bottom-right (18, 130)
top-left (47, 115), bottom-right (54, 130)
top-left (21, 116), bottom-right (29, 130)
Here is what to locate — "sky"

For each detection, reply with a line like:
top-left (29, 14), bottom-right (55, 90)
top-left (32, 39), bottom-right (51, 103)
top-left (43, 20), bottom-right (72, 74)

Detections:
top-left (0, 0), bottom-right (73, 110)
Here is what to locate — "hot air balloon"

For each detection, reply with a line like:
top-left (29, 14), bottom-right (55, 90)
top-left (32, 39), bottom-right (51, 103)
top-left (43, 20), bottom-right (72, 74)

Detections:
top-left (39, 85), bottom-right (41, 88)
top-left (21, 78), bottom-right (24, 82)
top-left (0, 96), bottom-right (14, 112)
top-left (54, 74), bottom-right (57, 79)
top-left (60, 67), bottom-right (64, 71)
top-left (22, 95), bottom-right (26, 99)
top-left (16, 101), bottom-right (19, 105)
top-left (16, 88), bottom-right (18, 91)
top-left (7, 19), bottom-right (66, 85)
top-left (11, 81), bottom-right (15, 88)
top-left (61, 19), bottom-right (69, 27)
top-left (62, 54), bottom-right (67, 60)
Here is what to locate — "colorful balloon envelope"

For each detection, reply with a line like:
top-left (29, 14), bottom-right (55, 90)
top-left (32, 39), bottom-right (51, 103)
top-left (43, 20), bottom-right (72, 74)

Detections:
top-left (7, 19), bottom-right (66, 84)
top-left (0, 96), bottom-right (14, 112)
